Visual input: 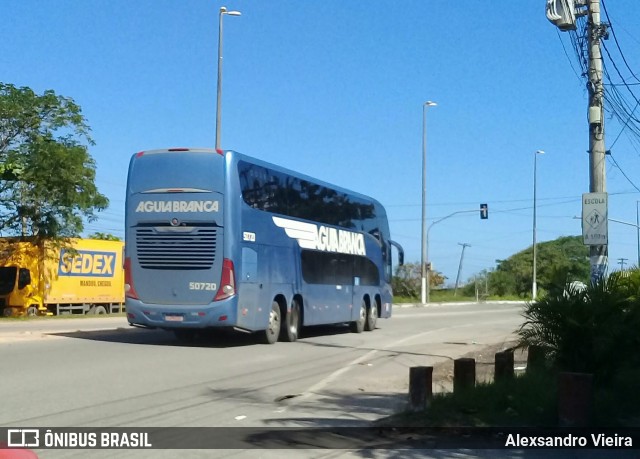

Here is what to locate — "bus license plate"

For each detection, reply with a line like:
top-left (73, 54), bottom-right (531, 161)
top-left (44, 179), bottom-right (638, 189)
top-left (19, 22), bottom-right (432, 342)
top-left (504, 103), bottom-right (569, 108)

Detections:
top-left (165, 315), bottom-right (184, 322)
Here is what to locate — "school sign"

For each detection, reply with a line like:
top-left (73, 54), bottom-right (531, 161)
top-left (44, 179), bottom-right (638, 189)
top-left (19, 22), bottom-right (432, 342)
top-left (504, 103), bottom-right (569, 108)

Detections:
top-left (582, 192), bottom-right (608, 245)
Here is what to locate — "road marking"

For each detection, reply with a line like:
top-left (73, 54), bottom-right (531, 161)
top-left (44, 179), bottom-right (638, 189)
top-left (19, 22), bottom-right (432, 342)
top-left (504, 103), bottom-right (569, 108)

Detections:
top-left (289, 319), bottom-right (517, 407)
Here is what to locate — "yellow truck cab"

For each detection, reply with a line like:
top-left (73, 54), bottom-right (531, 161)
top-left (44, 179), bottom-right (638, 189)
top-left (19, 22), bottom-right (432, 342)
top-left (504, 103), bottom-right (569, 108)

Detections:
top-left (0, 265), bottom-right (42, 316)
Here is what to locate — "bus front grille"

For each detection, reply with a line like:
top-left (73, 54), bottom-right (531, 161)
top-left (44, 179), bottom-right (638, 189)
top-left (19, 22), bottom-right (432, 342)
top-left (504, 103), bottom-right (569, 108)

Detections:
top-left (135, 227), bottom-right (217, 270)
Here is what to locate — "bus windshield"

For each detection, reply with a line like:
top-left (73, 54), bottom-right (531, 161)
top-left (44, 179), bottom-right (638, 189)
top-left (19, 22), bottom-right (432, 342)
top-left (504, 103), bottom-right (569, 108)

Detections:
top-left (128, 151), bottom-right (223, 193)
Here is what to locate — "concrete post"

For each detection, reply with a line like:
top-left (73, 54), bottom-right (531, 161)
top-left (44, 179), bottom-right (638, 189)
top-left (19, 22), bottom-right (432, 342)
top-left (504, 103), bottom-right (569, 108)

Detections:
top-left (409, 366), bottom-right (433, 411)
top-left (453, 358), bottom-right (475, 393)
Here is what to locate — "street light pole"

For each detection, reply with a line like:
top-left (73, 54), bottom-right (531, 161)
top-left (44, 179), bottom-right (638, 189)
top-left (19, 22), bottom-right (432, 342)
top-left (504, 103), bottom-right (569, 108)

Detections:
top-left (421, 101), bottom-right (437, 305)
top-left (215, 6), bottom-right (241, 152)
top-left (532, 150), bottom-right (544, 301)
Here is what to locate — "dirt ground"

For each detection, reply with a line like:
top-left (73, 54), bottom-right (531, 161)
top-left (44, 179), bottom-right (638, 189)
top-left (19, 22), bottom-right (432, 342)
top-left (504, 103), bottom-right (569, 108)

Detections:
top-left (431, 340), bottom-right (529, 393)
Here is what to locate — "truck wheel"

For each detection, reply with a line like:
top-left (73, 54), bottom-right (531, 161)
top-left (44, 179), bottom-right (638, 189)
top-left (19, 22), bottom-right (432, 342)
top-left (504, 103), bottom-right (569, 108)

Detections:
top-left (93, 306), bottom-right (107, 315)
top-left (26, 306), bottom-right (39, 317)
top-left (259, 302), bottom-right (281, 344)
top-left (2, 307), bottom-right (14, 317)
top-left (350, 300), bottom-right (366, 333)
top-left (280, 299), bottom-right (301, 342)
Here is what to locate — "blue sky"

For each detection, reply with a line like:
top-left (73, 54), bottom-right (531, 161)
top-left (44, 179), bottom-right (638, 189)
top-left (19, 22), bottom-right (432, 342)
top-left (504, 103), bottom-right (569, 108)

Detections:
top-left (3, 1), bottom-right (640, 285)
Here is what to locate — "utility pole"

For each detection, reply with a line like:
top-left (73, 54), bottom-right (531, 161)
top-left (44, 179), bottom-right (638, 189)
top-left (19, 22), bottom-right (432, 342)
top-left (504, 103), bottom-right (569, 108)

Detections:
top-left (454, 243), bottom-right (470, 296)
top-left (617, 258), bottom-right (627, 270)
top-left (547, 1), bottom-right (608, 282)
top-left (587, 0), bottom-right (608, 282)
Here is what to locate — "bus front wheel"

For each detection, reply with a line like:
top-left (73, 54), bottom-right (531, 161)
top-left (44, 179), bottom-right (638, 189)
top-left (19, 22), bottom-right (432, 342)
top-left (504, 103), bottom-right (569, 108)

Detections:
top-left (260, 302), bottom-right (281, 345)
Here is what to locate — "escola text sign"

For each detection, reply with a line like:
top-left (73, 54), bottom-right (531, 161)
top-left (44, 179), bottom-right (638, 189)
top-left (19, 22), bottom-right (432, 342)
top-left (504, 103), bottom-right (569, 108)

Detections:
top-left (582, 192), bottom-right (608, 245)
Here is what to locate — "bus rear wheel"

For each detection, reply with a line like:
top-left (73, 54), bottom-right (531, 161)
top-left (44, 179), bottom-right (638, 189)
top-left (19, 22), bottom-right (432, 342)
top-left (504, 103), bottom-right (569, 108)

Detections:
top-left (364, 302), bottom-right (377, 331)
top-left (259, 302), bottom-right (281, 345)
top-left (281, 299), bottom-right (301, 342)
top-left (350, 300), bottom-right (366, 333)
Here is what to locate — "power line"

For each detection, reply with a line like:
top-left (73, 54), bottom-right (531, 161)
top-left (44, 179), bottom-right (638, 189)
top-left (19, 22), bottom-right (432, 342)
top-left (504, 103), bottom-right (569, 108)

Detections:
top-left (607, 152), bottom-right (640, 193)
top-left (601, 0), bottom-right (640, 84)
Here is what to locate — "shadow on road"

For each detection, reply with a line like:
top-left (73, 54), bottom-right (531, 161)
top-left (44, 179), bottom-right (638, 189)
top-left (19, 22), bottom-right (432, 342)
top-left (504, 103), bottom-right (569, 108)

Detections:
top-left (47, 323), bottom-right (360, 348)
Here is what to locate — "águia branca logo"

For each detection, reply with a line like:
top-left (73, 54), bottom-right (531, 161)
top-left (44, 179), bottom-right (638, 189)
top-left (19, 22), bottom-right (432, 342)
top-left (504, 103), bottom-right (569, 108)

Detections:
top-left (272, 216), bottom-right (366, 256)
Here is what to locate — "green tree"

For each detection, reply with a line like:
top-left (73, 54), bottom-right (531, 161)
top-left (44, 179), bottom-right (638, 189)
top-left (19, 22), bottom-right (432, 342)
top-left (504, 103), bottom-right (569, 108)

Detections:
top-left (0, 83), bottom-right (108, 240)
top-left (88, 232), bottom-right (121, 241)
top-left (392, 262), bottom-right (446, 299)
top-left (488, 236), bottom-right (589, 297)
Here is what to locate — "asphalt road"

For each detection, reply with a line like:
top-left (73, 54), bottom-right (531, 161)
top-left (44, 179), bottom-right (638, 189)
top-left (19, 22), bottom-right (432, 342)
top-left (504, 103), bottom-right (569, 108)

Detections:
top-left (2, 302), bottom-right (634, 458)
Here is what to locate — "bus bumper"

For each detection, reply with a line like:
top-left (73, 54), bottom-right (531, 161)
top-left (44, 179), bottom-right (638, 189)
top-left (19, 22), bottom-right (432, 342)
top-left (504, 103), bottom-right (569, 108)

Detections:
top-left (125, 296), bottom-right (239, 329)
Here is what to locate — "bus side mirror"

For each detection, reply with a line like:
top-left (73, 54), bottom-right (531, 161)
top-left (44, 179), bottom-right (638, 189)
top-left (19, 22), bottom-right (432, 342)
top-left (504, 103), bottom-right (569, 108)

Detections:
top-left (388, 239), bottom-right (404, 266)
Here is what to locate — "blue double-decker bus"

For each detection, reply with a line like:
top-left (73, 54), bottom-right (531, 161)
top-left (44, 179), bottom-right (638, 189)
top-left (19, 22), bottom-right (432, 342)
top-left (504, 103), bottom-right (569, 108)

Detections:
top-left (124, 148), bottom-right (404, 344)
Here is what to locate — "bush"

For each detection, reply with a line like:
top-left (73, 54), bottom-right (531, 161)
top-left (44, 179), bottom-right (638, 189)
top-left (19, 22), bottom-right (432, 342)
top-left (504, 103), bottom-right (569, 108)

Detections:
top-left (517, 273), bottom-right (640, 384)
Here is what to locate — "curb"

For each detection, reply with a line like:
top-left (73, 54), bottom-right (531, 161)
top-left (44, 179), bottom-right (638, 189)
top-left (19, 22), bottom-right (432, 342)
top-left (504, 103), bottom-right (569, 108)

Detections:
top-left (394, 301), bottom-right (527, 308)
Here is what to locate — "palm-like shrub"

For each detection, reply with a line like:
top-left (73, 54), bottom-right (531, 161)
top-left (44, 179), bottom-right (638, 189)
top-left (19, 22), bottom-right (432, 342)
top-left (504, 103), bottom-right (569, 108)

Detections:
top-left (517, 273), bottom-right (640, 382)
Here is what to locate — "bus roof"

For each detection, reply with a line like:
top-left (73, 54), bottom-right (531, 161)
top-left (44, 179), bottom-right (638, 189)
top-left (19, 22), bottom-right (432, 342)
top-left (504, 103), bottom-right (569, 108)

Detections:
top-left (132, 148), bottom-right (387, 217)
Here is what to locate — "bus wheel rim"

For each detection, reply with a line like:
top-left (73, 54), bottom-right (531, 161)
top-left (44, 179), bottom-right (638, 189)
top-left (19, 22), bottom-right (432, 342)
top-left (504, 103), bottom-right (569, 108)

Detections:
top-left (269, 309), bottom-right (279, 335)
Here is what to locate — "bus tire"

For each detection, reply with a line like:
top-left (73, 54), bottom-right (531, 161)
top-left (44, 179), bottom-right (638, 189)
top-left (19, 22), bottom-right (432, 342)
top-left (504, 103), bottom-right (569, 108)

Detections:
top-left (26, 306), bottom-right (39, 317)
top-left (281, 299), bottom-right (301, 342)
top-left (350, 300), bottom-right (366, 333)
top-left (364, 302), bottom-right (377, 331)
top-left (260, 302), bottom-right (281, 345)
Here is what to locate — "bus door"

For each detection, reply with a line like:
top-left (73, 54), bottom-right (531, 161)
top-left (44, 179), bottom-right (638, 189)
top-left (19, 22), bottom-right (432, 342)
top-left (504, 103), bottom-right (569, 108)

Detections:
top-left (237, 246), bottom-right (261, 330)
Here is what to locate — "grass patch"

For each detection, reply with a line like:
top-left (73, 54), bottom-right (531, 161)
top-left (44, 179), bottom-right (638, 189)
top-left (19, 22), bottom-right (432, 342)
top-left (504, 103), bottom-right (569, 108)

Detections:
top-left (592, 368), bottom-right (640, 427)
top-left (377, 368), bottom-right (640, 428)
top-left (394, 291), bottom-right (523, 304)
top-left (378, 370), bottom-right (557, 428)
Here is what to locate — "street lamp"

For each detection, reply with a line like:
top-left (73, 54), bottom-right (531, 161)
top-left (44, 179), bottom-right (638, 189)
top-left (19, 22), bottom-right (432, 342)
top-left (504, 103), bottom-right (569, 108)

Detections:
top-left (215, 6), bottom-right (241, 152)
top-left (421, 101), bottom-right (437, 305)
top-left (532, 149), bottom-right (545, 300)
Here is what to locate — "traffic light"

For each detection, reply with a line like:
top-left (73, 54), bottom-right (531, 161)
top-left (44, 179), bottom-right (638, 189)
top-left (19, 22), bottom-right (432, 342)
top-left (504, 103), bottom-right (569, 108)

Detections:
top-left (480, 203), bottom-right (488, 219)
